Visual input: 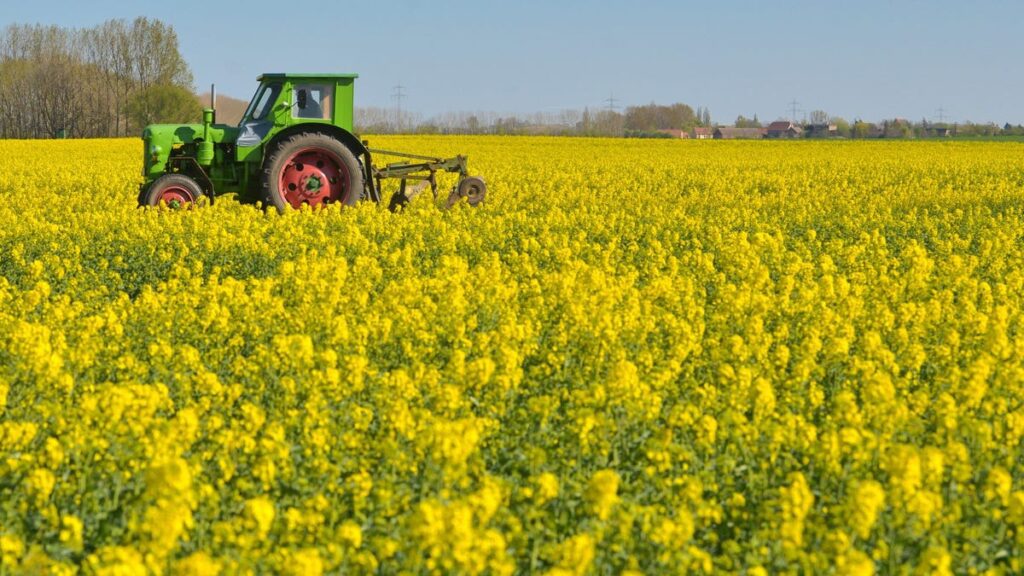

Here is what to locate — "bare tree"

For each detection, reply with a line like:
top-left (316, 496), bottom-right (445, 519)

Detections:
top-left (0, 18), bottom-right (197, 139)
top-left (808, 110), bottom-right (829, 125)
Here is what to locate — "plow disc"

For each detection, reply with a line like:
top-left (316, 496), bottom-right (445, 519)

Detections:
top-left (446, 176), bottom-right (487, 208)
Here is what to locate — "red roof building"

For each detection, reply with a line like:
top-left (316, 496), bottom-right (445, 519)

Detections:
top-left (766, 121), bottom-right (803, 138)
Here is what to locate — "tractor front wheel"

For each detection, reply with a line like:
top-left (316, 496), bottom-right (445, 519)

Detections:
top-left (262, 133), bottom-right (364, 213)
top-left (141, 174), bottom-right (205, 209)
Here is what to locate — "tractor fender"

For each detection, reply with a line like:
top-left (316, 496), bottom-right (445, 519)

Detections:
top-left (262, 124), bottom-right (376, 201)
top-left (262, 124), bottom-right (369, 163)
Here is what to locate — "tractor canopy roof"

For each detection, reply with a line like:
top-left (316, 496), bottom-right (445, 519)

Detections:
top-left (257, 73), bottom-right (359, 82)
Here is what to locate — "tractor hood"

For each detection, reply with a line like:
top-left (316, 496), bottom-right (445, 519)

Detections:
top-left (141, 123), bottom-right (240, 177)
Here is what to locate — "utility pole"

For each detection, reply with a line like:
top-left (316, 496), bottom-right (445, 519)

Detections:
top-left (605, 93), bottom-right (619, 112)
top-left (788, 99), bottom-right (801, 123)
top-left (392, 84), bottom-right (406, 132)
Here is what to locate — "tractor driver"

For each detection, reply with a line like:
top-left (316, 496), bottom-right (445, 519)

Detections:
top-left (294, 85), bottom-right (328, 119)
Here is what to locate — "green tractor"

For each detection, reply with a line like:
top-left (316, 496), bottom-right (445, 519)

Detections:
top-left (139, 73), bottom-right (486, 211)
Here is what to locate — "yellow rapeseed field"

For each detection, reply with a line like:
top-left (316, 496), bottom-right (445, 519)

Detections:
top-left (1, 136), bottom-right (1023, 575)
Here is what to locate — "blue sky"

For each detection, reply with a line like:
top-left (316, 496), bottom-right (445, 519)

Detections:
top-left (4, 0), bottom-right (1023, 124)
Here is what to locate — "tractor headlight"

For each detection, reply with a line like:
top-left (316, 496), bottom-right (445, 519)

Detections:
top-left (149, 144), bottom-right (162, 162)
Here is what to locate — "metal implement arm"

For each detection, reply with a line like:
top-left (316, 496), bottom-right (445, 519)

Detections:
top-left (368, 148), bottom-right (475, 211)
top-left (369, 149), bottom-right (469, 179)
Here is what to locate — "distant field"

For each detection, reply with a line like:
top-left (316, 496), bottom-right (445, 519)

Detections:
top-left (1, 137), bottom-right (1023, 574)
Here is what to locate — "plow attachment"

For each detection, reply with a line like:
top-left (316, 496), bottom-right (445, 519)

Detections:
top-left (368, 148), bottom-right (487, 211)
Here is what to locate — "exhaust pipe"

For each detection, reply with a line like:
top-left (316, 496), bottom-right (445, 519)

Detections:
top-left (210, 83), bottom-right (217, 124)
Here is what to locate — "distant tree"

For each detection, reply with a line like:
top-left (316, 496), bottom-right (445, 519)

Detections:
top-left (694, 106), bottom-right (712, 126)
top-left (579, 108), bottom-right (592, 135)
top-left (735, 115), bottom-right (762, 128)
top-left (0, 18), bottom-right (195, 138)
top-left (808, 110), bottom-right (829, 125)
top-left (353, 106), bottom-right (392, 133)
top-left (414, 122), bottom-right (440, 134)
top-left (1001, 123), bottom-right (1024, 137)
top-left (593, 110), bottom-right (625, 136)
top-left (127, 84), bottom-right (201, 128)
top-left (852, 119), bottom-right (872, 139)
top-left (831, 117), bottom-right (851, 138)
top-left (624, 102), bottom-right (696, 131)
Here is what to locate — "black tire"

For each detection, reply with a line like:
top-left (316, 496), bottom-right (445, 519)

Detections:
top-left (261, 132), bottom-right (364, 213)
top-left (141, 174), bottom-right (205, 209)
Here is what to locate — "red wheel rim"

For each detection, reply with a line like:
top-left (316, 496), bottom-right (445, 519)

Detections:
top-left (156, 185), bottom-right (196, 208)
top-left (277, 147), bottom-right (350, 209)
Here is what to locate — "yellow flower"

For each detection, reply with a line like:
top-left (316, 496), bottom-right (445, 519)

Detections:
top-left (172, 552), bottom-right (221, 576)
top-left (0, 535), bottom-right (25, 568)
top-left (145, 457), bottom-right (193, 497)
top-left (246, 497), bottom-right (276, 536)
top-left (914, 546), bottom-right (953, 576)
top-left (59, 515), bottom-right (84, 552)
top-left (886, 446), bottom-right (922, 502)
top-left (836, 549), bottom-right (875, 576)
top-left (547, 534), bottom-right (595, 576)
top-left (780, 472), bottom-right (814, 552)
top-left (84, 546), bottom-right (147, 576)
top-left (339, 520), bottom-right (362, 549)
top-left (585, 469), bottom-right (620, 521)
top-left (984, 467), bottom-right (1012, 505)
top-left (1007, 492), bottom-right (1024, 525)
top-left (535, 472), bottom-right (560, 505)
top-left (283, 548), bottom-right (323, 576)
top-left (25, 468), bottom-right (56, 505)
top-left (848, 480), bottom-right (886, 539)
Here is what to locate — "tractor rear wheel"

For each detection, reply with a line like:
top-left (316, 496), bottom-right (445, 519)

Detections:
top-left (262, 133), bottom-right (364, 213)
top-left (141, 174), bottom-right (205, 209)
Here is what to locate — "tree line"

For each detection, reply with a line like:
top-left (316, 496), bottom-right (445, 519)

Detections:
top-left (0, 18), bottom-right (199, 139)
top-left (355, 102), bottom-right (713, 137)
top-left (739, 112), bottom-right (1023, 139)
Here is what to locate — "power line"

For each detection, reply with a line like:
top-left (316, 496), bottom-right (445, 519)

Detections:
top-left (392, 84), bottom-right (406, 131)
top-left (935, 106), bottom-right (947, 124)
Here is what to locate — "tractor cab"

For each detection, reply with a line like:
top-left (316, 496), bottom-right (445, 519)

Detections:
top-left (236, 73), bottom-right (357, 150)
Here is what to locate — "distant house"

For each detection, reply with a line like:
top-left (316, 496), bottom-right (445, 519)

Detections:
top-left (766, 121), bottom-right (803, 138)
top-left (805, 123), bottom-right (838, 138)
top-left (656, 128), bottom-right (688, 138)
top-left (692, 127), bottom-right (712, 139)
top-left (713, 127), bottom-right (765, 139)
top-left (933, 126), bottom-right (953, 137)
